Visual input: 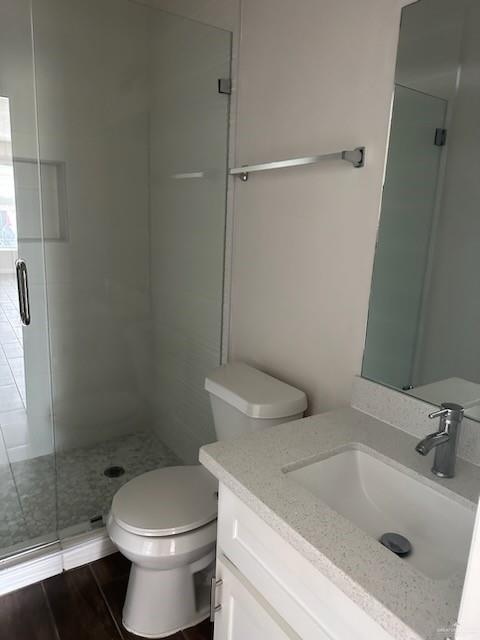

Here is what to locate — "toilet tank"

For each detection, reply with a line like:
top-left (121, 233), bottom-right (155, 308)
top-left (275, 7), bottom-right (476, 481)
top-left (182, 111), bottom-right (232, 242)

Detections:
top-left (205, 362), bottom-right (307, 441)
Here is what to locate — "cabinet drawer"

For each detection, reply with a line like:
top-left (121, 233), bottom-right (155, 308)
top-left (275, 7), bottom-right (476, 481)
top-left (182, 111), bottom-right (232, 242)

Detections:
top-left (217, 485), bottom-right (393, 640)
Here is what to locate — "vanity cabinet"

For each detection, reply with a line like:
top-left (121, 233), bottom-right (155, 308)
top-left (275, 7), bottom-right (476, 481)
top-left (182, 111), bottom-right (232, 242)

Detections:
top-left (213, 556), bottom-right (298, 640)
top-left (212, 485), bottom-right (395, 640)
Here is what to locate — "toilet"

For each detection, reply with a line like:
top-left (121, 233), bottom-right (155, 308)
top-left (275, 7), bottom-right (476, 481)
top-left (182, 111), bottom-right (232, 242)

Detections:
top-left (107, 362), bottom-right (307, 638)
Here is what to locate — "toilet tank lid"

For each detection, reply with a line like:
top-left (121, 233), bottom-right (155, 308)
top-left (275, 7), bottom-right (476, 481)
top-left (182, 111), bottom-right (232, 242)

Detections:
top-left (205, 362), bottom-right (307, 419)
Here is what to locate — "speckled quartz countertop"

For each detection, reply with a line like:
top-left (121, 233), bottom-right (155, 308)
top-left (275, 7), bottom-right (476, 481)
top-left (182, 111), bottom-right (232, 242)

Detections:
top-left (199, 407), bottom-right (480, 640)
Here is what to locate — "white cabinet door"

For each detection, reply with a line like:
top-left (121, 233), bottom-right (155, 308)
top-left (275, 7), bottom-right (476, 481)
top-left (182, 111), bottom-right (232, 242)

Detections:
top-left (217, 485), bottom-right (394, 640)
top-left (457, 495), bottom-right (480, 639)
top-left (213, 556), bottom-right (300, 640)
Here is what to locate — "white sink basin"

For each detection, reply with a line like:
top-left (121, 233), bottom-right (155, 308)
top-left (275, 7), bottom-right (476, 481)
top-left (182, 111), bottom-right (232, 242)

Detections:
top-left (285, 447), bottom-right (475, 579)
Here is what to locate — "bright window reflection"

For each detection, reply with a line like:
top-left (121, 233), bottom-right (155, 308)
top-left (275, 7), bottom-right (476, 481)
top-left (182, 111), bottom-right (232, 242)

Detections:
top-left (0, 97), bottom-right (18, 250)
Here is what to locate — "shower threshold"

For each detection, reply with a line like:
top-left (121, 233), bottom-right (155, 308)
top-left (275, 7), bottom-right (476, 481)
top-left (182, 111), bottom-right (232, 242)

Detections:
top-left (0, 525), bottom-right (117, 596)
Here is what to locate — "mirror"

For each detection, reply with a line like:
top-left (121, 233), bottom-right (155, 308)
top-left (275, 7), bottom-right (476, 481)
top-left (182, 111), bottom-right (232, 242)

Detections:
top-left (362, 0), bottom-right (480, 419)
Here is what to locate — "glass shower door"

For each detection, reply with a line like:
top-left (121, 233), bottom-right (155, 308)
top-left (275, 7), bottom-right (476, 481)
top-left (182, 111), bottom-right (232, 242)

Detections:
top-left (0, 0), bottom-right (231, 559)
top-left (30, 0), bottom-right (231, 539)
top-left (0, 0), bottom-right (57, 559)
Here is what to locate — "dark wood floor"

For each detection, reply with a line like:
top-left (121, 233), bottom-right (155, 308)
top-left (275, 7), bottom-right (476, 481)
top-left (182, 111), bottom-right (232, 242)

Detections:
top-left (0, 553), bottom-right (214, 640)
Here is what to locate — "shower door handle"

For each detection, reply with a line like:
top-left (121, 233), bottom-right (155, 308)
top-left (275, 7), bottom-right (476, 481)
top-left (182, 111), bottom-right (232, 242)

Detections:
top-left (15, 259), bottom-right (31, 326)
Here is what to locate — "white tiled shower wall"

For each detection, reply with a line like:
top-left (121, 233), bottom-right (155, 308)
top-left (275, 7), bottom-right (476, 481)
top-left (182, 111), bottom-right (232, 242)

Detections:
top-left (148, 11), bottom-right (232, 463)
top-left (33, 0), bottom-right (152, 452)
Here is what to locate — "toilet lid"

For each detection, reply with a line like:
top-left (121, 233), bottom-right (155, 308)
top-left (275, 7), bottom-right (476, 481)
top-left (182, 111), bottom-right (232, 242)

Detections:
top-left (111, 466), bottom-right (218, 537)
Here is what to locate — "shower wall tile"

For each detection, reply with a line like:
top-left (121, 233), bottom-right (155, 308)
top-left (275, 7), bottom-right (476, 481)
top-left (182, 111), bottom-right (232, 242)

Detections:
top-left (31, 0), bottom-right (153, 452)
top-left (153, 407), bottom-right (206, 466)
top-left (149, 11), bottom-right (231, 463)
top-left (1, 2), bottom-right (231, 472)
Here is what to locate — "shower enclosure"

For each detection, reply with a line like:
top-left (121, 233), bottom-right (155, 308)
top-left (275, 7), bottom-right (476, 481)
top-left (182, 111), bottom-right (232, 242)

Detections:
top-left (0, 0), bottom-right (231, 559)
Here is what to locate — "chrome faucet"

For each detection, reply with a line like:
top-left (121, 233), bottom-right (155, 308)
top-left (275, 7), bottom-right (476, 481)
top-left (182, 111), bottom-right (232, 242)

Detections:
top-left (415, 402), bottom-right (464, 478)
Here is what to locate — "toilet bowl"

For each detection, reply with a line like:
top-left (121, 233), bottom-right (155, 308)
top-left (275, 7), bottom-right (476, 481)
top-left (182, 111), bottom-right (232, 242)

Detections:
top-left (107, 362), bottom-right (307, 638)
top-left (107, 465), bottom-right (218, 638)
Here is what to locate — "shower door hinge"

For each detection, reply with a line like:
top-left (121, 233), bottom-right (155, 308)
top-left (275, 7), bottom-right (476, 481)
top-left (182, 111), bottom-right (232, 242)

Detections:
top-left (434, 128), bottom-right (447, 146)
top-left (218, 78), bottom-right (232, 95)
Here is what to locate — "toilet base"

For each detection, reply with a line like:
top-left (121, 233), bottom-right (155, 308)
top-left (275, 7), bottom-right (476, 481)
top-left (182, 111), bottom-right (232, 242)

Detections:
top-left (122, 610), bottom-right (210, 639)
top-left (122, 552), bottom-right (214, 638)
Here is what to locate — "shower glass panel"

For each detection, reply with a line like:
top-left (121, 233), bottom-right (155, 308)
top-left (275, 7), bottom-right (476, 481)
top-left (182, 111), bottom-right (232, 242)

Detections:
top-left (0, 0), bottom-right (57, 559)
top-left (30, 0), bottom-right (231, 540)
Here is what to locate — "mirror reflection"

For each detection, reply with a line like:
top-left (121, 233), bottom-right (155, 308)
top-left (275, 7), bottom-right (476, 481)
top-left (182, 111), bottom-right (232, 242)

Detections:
top-left (363, 0), bottom-right (480, 419)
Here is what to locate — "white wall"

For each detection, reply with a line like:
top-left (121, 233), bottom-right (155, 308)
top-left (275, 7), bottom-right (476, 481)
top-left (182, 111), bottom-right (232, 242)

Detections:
top-left (418, 2), bottom-right (480, 387)
top-left (228, 0), bottom-right (409, 414)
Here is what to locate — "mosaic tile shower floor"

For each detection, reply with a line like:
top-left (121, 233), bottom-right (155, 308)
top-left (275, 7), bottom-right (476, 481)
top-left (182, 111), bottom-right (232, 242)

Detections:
top-left (0, 430), bottom-right (180, 556)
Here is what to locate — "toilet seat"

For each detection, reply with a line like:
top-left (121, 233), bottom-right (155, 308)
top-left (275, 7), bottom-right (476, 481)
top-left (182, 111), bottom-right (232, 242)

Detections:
top-left (110, 465), bottom-right (218, 537)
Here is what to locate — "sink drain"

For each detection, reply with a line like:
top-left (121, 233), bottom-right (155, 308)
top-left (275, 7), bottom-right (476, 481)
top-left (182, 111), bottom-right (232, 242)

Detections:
top-left (104, 465), bottom-right (125, 478)
top-left (379, 532), bottom-right (412, 557)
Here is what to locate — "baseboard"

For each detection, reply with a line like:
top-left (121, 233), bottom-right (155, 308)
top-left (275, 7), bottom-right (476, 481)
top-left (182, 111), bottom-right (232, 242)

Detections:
top-left (0, 528), bottom-right (117, 596)
top-left (0, 545), bottom-right (63, 596)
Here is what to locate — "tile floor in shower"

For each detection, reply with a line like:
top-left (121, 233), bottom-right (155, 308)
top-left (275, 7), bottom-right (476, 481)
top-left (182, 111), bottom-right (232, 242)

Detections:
top-left (0, 430), bottom-right (181, 555)
top-left (0, 273), bottom-right (181, 556)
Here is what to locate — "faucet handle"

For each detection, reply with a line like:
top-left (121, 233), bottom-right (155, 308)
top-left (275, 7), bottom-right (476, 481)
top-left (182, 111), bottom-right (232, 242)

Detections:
top-left (428, 402), bottom-right (464, 421)
top-left (428, 408), bottom-right (448, 419)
